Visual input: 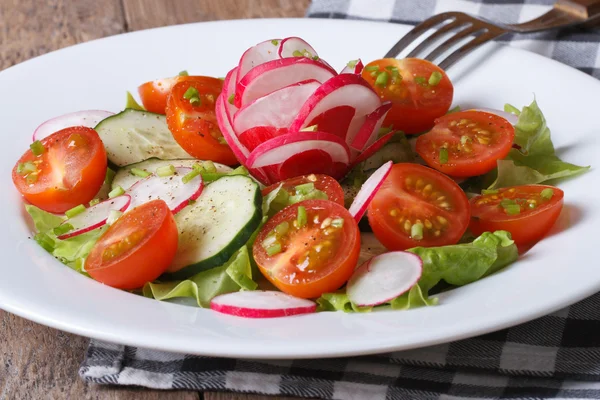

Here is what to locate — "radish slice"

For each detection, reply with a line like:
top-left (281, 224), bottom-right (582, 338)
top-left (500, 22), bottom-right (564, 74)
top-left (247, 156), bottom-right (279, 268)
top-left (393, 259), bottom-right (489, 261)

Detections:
top-left (347, 251), bottom-right (423, 307)
top-left (348, 161), bottom-right (393, 222)
top-left (288, 74), bottom-right (381, 145)
top-left (278, 37), bottom-right (319, 59)
top-left (56, 195), bottom-right (131, 240)
top-left (233, 80), bottom-right (320, 134)
top-left (235, 57), bottom-right (336, 108)
top-left (126, 167), bottom-right (203, 213)
top-left (351, 131), bottom-right (396, 166)
top-left (340, 59), bottom-right (364, 75)
top-left (210, 290), bottom-right (316, 318)
top-left (350, 102), bottom-right (393, 151)
top-left (32, 110), bottom-right (114, 141)
top-left (238, 126), bottom-right (288, 151)
top-left (222, 68), bottom-right (239, 126)
top-left (246, 131), bottom-right (351, 169)
top-left (237, 39), bottom-right (282, 85)
top-left (469, 108), bottom-right (519, 125)
top-left (216, 94), bottom-right (249, 162)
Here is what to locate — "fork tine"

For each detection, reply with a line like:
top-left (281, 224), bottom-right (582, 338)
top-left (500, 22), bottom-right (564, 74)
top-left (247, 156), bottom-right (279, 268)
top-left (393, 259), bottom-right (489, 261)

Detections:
top-left (406, 19), bottom-right (471, 58)
top-left (384, 13), bottom-right (458, 59)
top-left (438, 31), bottom-right (504, 70)
top-left (424, 25), bottom-right (484, 63)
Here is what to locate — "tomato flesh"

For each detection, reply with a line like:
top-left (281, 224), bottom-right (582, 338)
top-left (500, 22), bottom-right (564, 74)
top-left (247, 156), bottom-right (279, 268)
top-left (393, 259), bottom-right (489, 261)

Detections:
top-left (262, 174), bottom-right (345, 206)
top-left (253, 200), bottom-right (360, 298)
top-left (362, 58), bottom-right (453, 134)
top-left (166, 78), bottom-right (238, 165)
top-left (12, 127), bottom-right (107, 213)
top-left (86, 200), bottom-right (178, 289)
top-left (469, 185), bottom-right (564, 247)
top-left (367, 163), bottom-right (470, 250)
top-left (416, 111), bottom-right (515, 177)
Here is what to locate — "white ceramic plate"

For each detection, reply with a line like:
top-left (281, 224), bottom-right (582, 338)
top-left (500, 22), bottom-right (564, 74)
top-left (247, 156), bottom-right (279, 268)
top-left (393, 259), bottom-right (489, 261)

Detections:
top-left (1, 18), bottom-right (598, 359)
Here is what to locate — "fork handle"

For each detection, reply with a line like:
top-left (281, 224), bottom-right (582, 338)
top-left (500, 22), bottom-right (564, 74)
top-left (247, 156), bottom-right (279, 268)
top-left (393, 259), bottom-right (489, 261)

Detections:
top-left (556, 0), bottom-right (600, 18)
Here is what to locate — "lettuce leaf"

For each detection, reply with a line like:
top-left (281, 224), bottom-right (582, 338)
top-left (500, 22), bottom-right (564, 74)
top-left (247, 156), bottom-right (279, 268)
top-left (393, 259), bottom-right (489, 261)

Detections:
top-left (316, 231), bottom-right (518, 313)
top-left (143, 246), bottom-right (257, 307)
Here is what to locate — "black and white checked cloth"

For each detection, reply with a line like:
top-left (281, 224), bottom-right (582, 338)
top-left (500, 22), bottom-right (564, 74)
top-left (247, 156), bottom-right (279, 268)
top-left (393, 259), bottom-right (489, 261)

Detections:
top-left (80, 1), bottom-right (600, 399)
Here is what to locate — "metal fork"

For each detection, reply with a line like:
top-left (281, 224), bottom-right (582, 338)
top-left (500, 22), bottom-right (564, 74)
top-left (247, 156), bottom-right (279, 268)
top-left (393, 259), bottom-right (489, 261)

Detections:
top-left (385, 0), bottom-right (600, 70)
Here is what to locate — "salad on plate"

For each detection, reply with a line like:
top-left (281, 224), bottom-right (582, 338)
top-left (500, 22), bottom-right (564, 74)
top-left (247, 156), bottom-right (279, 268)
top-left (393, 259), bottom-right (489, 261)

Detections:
top-left (11, 37), bottom-right (589, 318)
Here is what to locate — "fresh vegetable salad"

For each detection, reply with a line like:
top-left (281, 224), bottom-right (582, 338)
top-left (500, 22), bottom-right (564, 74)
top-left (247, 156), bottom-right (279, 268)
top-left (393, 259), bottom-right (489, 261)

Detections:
top-left (12, 37), bottom-right (589, 318)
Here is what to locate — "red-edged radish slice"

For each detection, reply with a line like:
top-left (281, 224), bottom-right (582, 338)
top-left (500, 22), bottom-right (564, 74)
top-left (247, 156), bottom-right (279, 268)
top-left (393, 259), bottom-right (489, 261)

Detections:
top-left (350, 102), bottom-right (393, 151)
top-left (348, 161), bottom-right (392, 222)
top-left (340, 59), bottom-right (364, 74)
top-left (233, 80), bottom-right (320, 134)
top-left (235, 57), bottom-right (336, 108)
top-left (347, 251), bottom-right (423, 307)
top-left (351, 131), bottom-right (396, 166)
top-left (468, 108), bottom-right (519, 125)
top-left (246, 131), bottom-right (351, 169)
top-left (126, 167), bottom-right (203, 213)
top-left (216, 94), bottom-right (250, 161)
top-left (238, 126), bottom-right (288, 151)
top-left (222, 67), bottom-right (239, 126)
top-left (278, 37), bottom-right (319, 59)
top-left (56, 195), bottom-right (131, 240)
top-left (210, 290), bottom-right (316, 318)
top-left (288, 74), bottom-right (381, 144)
top-left (277, 149), bottom-right (349, 181)
top-left (32, 110), bottom-right (114, 142)
top-left (237, 39), bottom-right (282, 85)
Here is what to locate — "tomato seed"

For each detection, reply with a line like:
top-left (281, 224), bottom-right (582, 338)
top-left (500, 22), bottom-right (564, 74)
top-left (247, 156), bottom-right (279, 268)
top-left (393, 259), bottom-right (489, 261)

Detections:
top-left (477, 137), bottom-right (490, 145)
top-left (405, 177), bottom-right (412, 187)
top-left (466, 123), bottom-right (476, 128)
top-left (449, 120), bottom-right (457, 127)
top-left (416, 179), bottom-right (424, 189)
top-left (439, 202), bottom-right (451, 210)
top-left (423, 184), bottom-right (433, 194)
top-left (436, 216), bottom-right (448, 225)
top-left (320, 218), bottom-right (332, 229)
top-left (434, 230), bottom-right (441, 237)
top-left (403, 219), bottom-right (412, 232)
top-left (424, 219), bottom-right (433, 229)
top-left (390, 209), bottom-right (398, 217)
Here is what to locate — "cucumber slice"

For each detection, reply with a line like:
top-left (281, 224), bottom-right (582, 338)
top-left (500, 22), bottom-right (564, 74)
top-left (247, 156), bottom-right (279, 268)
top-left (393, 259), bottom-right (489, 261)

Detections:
top-left (112, 158), bottom-right (233, 190)
top-left (164, 175), bottom-right (262, 280)
top-left (95, 109), bottom-right (192, 167)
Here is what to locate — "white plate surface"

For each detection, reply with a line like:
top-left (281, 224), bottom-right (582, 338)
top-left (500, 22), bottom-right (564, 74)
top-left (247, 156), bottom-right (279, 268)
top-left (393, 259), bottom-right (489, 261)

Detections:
top-left (0, 18), bottom-right (598, 359)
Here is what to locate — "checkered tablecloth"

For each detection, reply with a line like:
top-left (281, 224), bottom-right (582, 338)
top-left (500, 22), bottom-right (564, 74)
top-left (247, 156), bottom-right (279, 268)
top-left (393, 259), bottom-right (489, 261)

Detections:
top-left (80, 1), bottom-right (600, 399)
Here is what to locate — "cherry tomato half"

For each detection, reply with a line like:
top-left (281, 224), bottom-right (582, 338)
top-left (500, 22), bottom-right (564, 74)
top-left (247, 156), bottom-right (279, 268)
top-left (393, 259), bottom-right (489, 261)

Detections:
top-left (367, 163), bottom-right (470, 250)
top-left (362, 58), bottom-right (453, 134)
top-left (166, 78), bottom-right (238, 165)
top-left (416, 111), bottom-right (515, 178)
top-left (138, 75), bottom-right (212, 114)
top-left (469, 185), bottom-right (564, 248)
top-left (12, 127), bottom-right (107, 213)
top-left (262, 174), bottom-right (345, 206)
top-left (253, 200), bottom-right (360, 299)
top-left (85, 199), bottom-right (178, 289)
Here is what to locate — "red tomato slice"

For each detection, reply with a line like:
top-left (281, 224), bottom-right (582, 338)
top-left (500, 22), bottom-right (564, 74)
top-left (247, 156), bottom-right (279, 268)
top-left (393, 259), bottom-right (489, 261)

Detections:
top-left (166, 78), bottom-right (238, 165)
top-left (85, 200), bottom-right (178, 289)
top-left (469, 185), bottom-right (564, 248)
top-left (12, 127), bottom-right (107, 213)
top-left (262, 174), bottom-right (345, 206)
top-left (367, 163), bottom-right (470, 250)
top-left (416, 111), bottom-right (515, 178)
top-left (253, 200), bottom-right (360, 299)
top-left (362, 58), bottom-right (453, 134)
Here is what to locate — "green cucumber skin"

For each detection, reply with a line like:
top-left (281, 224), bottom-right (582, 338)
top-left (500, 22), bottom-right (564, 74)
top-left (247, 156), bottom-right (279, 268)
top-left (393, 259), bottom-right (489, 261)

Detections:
top-left (161, 177), bottom-right (263, 280)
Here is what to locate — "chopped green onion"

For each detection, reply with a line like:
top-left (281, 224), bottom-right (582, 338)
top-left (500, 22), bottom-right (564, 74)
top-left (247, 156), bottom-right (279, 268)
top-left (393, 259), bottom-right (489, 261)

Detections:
top-left (156, 165), bottom-right (176, 177)
top-left (30, 140), bottom-right (45, 156)
top-left (300, 124), bottom-right (318, 132)
top-left (385, 66), bottom-right (401, 82)
top-left (228, 166), bottom-right (249, 176)
top-left (295, 182), bottom-right (315, 195)
top-left (130, 168), bottom-right (150, 178)
top-left (331, 218), bottom-right (344, 228)
top-left (271, 39), bottom-right (279, 46)
top-left (266, 242), bottom-right (282, 256)
top-left (428, 71), bottom-right (443, 86)
top-left (228, 94), bottom-right (235, 104)
top-left (125, 91), bottom-right (145, 111)
top-left (182, 169), bottom-right (200, 184)
top-left (179, 70), bottom-right (189, 76)
top-left (414, 76), bottom-right (427, 86)
top-left (346, 59), bottom-right (358, 68)
top-left (65, 204), bottom-right (86, 218)
top-left (500, 198), bottom-right (516, 207)
top-left (17, 161), bottom-right (37, 175)
top-left (529, 203), bottom-right (536, 209)
top-left (378, 126), bottom-right (393, 137)
top-left (481, 189), bottom-right (499, 195)
top-left (108, 186), bottom-right (124, 198)
top-left (34, 232), bottom-right (55, 252)
top-left (540, 188), bottom-right (554, 200)
top-left (107, 210), bottom-right (123, 225)
top-left (188, 199), bottom-right (196, 205)
top-left (203, 160), bottom-right (217, 173)
top-left (262, 234), bottom-right (277, 248)
top-left (503, 204), bottom-right (521, 215)
top-left (312, 55), bottom-right (319, 61)
top-left (297, 206), bottom-right (307, 228)
top-left (411, 223), bottom-right (424, 240)
top-left (447, 106), bottom-right (461, 115)
top-left (89, 198), bottom-right (100, 206)
top-left (189, 96), bottom-right (201, 106)
top-left (292, 50), bottom-right (304, 57)
top-left (217, 137), bottom-right (227, 145)
top-left (460, 135), bottom-right (471, 145)
top-left (375, 71), bottom-right (390, 87)
top-left (26, 173), bottom-right (38, 184)
top-left (364, 65), bottom-right (379, 72)
top-left (53, 223), bottom-right (74, 236)
top-left (504, 103), bottom-right (521, 116)
top-left (275, 221), bottom-right (289, 236)
top-left (439, 148), bottom-right (448, 164)
top-left (105, 168), bottom-right (116, 185)
top-left (183, 86), bottom-right (199, 100)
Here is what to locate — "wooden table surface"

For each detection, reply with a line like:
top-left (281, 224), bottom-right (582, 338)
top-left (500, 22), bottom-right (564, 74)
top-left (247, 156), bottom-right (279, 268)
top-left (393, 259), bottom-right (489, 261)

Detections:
top-left (0, 1), bottom-right (310, 399)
